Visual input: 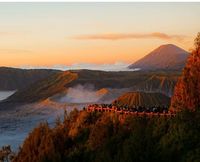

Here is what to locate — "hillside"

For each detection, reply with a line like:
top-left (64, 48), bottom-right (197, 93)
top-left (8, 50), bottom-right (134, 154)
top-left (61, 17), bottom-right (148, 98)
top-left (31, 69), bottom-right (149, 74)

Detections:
top-left (0, 67), bottom-right (59, 90)
top-left (113, 91), bottom-right (170, 107)
top-left (13, 106), bottom-right (200, 162)
top-left (128, 44), bottom-right (188, 71)
top-left (3, 70), bottom-right (180, 104)
top-left (98, 88), bottom-right (129, 103)
top-left (4, 71), bottom-right (78, 103)
top-left (132, 74), bottom-right (178, 96)
top-left (68, 69), bottom-right (151, 89)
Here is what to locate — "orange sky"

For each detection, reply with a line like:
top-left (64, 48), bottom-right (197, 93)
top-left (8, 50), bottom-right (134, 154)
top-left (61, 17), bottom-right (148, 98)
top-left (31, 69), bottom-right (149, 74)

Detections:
top-left (0, 3), bottom-right (199, 67)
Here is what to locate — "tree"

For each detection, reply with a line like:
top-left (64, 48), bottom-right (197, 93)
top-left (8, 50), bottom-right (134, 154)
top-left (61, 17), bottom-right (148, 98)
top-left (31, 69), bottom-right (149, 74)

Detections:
top-left (194, 32), bottom-right (200, 52)
top-left (0, 145), bottom-right (14, 162)
top-left (159, 110), bottom-right (200, 162)
top-left (170, 32), bottom-right (200, 111)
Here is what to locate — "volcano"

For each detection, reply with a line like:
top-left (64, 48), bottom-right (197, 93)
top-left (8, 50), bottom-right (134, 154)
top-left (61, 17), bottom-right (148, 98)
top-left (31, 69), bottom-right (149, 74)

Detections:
top-left (112, 91), bottom-right (170, 107)
top-left (128, 44), bottom-right (189, 71)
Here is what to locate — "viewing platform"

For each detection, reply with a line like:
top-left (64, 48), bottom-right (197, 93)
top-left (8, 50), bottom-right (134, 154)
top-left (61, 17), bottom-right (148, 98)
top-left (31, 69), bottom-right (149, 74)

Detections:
top-left (86, 104), bottom-right (176, 117)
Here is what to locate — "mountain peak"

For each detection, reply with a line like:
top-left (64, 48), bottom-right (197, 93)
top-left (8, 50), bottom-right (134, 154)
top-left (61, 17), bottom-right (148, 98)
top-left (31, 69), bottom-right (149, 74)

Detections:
top-left (159, 44), bottom-right (178, 47)
top-left (155, 44), bottom-right (188, 53)
top-left (159, 44), bottom-right (176, 48)
top-left (128, 44), bottom-right (189, 71)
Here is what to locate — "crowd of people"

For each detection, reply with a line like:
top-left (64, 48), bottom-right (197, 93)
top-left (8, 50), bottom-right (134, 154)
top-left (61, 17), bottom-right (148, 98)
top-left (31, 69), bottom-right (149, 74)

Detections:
top-left (86, 104), bottom-right (169, 114)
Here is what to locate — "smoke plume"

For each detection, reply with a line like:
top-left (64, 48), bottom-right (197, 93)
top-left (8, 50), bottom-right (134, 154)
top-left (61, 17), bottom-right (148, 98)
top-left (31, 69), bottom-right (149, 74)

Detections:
top-left (59, 84), bottom-right (104, 103)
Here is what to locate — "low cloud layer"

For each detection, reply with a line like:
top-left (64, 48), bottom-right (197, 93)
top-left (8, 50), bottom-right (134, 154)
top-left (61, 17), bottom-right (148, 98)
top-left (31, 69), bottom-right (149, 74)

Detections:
top-left (73, 32), bottom-right (186, 42)
top-left (58, 84), bottom-right (131, 104)
top-left (20, 62), bottom-right (138, 71)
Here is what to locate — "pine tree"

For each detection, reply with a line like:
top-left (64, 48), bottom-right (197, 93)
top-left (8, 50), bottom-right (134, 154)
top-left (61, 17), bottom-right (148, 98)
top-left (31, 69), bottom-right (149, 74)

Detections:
top-left (170, 32), bottom-right (200, 111)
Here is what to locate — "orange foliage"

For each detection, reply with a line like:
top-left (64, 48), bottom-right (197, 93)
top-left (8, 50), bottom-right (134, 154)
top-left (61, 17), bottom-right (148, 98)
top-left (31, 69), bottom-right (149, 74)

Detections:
top-left (170, 33), bottom-right (200, 112)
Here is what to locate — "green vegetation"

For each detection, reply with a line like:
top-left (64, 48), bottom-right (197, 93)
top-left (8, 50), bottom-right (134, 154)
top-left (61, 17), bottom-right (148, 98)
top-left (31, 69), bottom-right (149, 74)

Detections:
top-left (13, 108), bottom-right (200, 162)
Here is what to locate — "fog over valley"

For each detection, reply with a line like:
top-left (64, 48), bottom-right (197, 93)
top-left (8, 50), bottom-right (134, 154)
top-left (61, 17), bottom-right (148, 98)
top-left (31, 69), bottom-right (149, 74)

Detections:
top-left (0, 91), bottom-right (16, 101)
top-left (0, 85), bottom-right (127, 150)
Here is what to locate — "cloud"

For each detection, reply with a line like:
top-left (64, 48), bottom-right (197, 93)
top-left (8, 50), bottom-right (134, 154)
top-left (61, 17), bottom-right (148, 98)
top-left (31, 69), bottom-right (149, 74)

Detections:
top-left (19, 62), bottom-right (138, 72)
top-left (73, 32), bottom-right (186, 42)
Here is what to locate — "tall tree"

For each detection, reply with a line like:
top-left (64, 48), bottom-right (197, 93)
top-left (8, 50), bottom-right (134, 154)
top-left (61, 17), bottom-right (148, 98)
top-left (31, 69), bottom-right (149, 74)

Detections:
top-left (170, 32), bottom-right (200, 111)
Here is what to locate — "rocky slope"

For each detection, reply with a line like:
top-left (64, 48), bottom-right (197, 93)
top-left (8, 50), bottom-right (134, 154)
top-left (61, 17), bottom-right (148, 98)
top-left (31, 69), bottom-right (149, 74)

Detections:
top-left (132, 74), bottom-right (178, 96)
top-left (113, 92), bottom-right (170, 107)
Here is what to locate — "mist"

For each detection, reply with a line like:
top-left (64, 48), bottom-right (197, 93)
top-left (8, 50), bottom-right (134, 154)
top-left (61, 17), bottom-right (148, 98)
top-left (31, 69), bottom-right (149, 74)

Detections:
top-left (59, 84), bottom-right (104, 103)
top-left (19, 62), bottom-right (140, 72)
top-left (0, 91), bottom-right (16, 101)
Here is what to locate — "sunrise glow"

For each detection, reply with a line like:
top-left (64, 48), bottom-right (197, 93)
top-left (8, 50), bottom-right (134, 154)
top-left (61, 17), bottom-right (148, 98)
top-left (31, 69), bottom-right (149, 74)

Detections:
top-left (0, 3), bottom-right (200, 67)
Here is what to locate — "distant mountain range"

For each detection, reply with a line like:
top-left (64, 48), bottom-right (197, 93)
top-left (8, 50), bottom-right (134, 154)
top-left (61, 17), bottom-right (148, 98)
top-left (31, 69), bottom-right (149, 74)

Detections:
top-left (128, 44), bottom-right (189, 71)
top-left (4, 71), bottom-right (77, 103)
top-left (112, 92), bottom-right (170, 107)
top-left (2, 69), bottom-right (180, 105)
top-left (0, 43), bottom-right (187, 106)
top-left (0, 67), bottom-right (59, 91)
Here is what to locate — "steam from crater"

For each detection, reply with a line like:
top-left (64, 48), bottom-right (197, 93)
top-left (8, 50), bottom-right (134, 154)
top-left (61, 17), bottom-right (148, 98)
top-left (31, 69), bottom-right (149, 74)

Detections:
top-left (59, 84), bottom-right (104, 103)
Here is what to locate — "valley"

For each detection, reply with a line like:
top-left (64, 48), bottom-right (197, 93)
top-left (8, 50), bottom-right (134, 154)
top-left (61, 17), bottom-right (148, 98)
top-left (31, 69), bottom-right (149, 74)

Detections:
top-left (0, 69), bottom-right (181, 152)
top-left (0, 2), bottom-right (199, 161)
top-left (0, 68), bottom-right (181, 151)
top-left (0, 41), bottom-right (198, 162)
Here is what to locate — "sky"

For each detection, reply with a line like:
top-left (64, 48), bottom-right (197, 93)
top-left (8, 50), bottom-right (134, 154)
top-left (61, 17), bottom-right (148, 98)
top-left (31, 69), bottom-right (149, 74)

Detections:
top-left (0, 2), bottom-right (200, 69)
